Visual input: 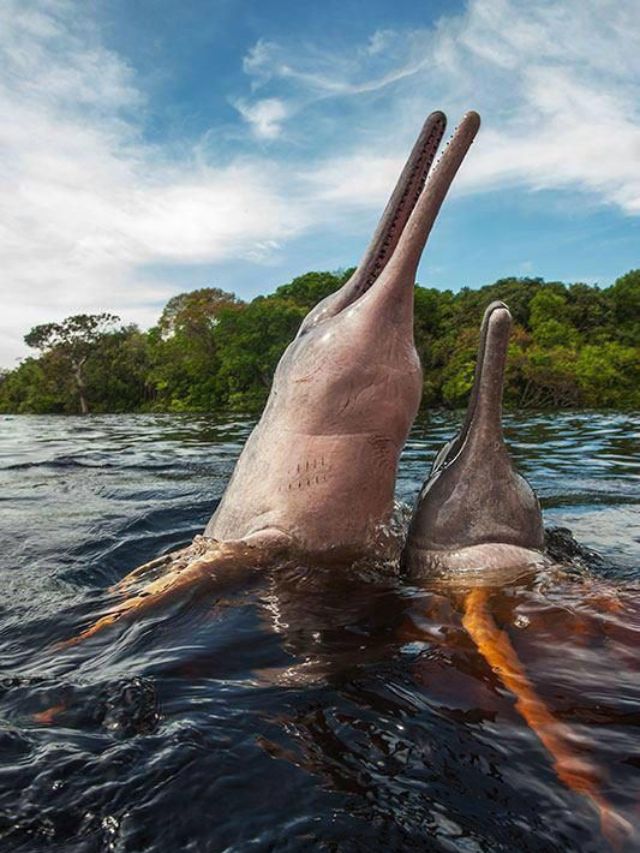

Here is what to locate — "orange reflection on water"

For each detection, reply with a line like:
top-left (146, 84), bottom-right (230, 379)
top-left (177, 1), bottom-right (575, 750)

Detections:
top-left (462, 586), bottom-right (632, 850)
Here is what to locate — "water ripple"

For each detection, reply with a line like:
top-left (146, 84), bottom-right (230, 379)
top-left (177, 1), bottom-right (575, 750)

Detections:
top-left (0, 411), bottom-right (638, 851)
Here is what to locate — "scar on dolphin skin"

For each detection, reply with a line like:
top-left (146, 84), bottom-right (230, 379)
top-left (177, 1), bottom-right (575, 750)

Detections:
top-left (462, 588), bottom-right (631, 850)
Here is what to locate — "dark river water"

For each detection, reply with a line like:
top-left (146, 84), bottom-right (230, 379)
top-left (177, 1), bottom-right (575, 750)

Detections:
top-left (0, 412), bottom-right (638, 852)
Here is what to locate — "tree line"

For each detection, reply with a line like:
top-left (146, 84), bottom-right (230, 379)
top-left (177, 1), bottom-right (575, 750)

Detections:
top-left (1, 269), bottom-right (639, 414)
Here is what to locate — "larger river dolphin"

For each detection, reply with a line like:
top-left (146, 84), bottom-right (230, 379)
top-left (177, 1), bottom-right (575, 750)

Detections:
top-left (206, 110), bottom-right (480, 557)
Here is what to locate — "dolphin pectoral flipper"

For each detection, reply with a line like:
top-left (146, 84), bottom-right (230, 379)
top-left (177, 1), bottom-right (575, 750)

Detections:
top-left (61, 557), bottom-right (217, 647)
top-left (111, 548), bottom-right (190, 593)
top-left (110, 535), bottom-right (244, 594)
top-left (61, 541), bottom-right (267, 647)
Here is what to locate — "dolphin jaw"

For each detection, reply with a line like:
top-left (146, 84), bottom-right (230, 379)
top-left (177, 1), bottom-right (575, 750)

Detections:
top-left (299, 111), bottom-right (481, 350)
top-left (297, 111), bottom-right (449, 337)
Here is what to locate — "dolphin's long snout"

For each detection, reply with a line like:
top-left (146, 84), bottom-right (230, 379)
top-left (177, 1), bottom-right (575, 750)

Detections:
top-left (356, 110), bottom-right (447, 296)
top-left (300, 109), bottom-right (482, 335)
top-left (385, 111), bottom-right (481, 282)
top-left (431, 299), bottom-right (510, 473)
top-left (467, 301), bottom-right (512, 442)
top-left (365, 111), bottom-right (481, 319)
top-left (298, 110), bottom-right (449, 335)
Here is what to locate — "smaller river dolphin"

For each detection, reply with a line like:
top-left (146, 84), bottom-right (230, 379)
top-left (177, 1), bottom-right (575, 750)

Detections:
top-left (400, 303), bottom-right (631, 844)
top-left (403, 301), bottom-right (545, 579)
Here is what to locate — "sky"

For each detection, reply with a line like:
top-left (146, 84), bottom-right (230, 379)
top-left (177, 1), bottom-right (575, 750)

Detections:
top-left (1, 0), bottom-right (639, 366)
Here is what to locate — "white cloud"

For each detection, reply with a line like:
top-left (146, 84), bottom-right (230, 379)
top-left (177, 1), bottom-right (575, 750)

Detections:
top-left (239, 31), bottom-right (433, 99)
top-left (0, 2), bottom-right (312, 365)
top-left (437, 0), bottom-right (640, 211)
top-left (304, 155), bottom-right (405, 208)
top-left (242, 39), bottom-right (280, 86)
top-left (233, 97), bottom-right (289, 139)
top-left (366, 30), bottom-right (392, 57)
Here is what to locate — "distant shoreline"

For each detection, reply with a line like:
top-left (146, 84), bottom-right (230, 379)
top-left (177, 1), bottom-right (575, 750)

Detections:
top-left (2, 269), bottom-right (639, 415)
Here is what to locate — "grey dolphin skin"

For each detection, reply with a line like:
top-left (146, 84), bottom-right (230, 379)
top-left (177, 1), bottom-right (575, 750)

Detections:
top-left (205, 110), bottom-right (481, 557)
top-left (403, 301), bottom-right (545, 578)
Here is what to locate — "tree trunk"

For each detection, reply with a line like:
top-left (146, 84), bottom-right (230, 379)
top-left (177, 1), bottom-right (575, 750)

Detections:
top-left (78, 388), bottom-right (89, 415)
top-left (73, 360), bottom-right (89, 414)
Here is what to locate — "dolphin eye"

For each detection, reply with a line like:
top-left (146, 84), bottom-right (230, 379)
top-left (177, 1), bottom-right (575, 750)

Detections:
top-left (297, 306), bottom-right (332, 338)
top-left (296, 316), bottom-right (319, 338)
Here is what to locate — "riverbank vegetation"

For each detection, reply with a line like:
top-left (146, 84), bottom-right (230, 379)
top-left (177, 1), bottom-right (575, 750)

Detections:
top-left (1, 269), bottom-right (639, 414)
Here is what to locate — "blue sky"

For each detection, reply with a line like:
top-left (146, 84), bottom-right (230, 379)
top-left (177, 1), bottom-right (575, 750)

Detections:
top-left (1, 0), bottom-right (639, 364)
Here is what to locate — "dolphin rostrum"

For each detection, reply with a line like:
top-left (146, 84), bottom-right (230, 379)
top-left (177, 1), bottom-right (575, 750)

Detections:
top-left (402, 301), bottom-right (545, 579)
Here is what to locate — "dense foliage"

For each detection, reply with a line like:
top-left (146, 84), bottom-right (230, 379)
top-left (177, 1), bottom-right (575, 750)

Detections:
top-left (1, 269), bottom-right (639, 414)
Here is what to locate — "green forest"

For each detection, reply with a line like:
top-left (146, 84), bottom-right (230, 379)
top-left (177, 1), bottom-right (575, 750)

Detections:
top-left (1, 268), bottom-right (639, 414)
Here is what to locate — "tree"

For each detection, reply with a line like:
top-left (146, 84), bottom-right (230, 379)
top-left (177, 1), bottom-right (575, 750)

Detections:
top-left (149, 287), bottom-right (242, 411)
top-left (84, 325), bottom-right (153, 412)
top-left (157, 287), bottom-right (241, 339)
top-left (274, 269), bottom-right (353, 311)
top-left (576, 343), bottom-right (640, 408)
top-left (529, 290), bottom-right (579, 348)
top-left (24, 313), bottom-right (120, 414)
top-left (567, 282), bottom-right (611, 336)
top-left (0, 357), bottom-right (67, 413)
top-left (607, 270), bottom-right (640, 345)
top-left (215, 296), bottom-right (306, 407)
top-left (3, 269), bottom-right (640, 415)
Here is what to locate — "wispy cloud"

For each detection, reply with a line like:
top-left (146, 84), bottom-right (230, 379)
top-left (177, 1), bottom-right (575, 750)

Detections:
top-left (240, 32), bottom-right (435, 99)
top-left (239, 0), bottom-right (640, 212)
top-left (233, 97), bottom-right (289, 139)
top-left (437, 0), bottom-right (640, 211)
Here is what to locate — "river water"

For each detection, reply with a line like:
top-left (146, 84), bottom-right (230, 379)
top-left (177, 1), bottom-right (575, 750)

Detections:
top-left (0, 412), bottom-right (638, 852)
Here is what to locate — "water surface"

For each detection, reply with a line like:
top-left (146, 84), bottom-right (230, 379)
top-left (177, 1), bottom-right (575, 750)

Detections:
top-left (0, 412), bottom-right (639, 851)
